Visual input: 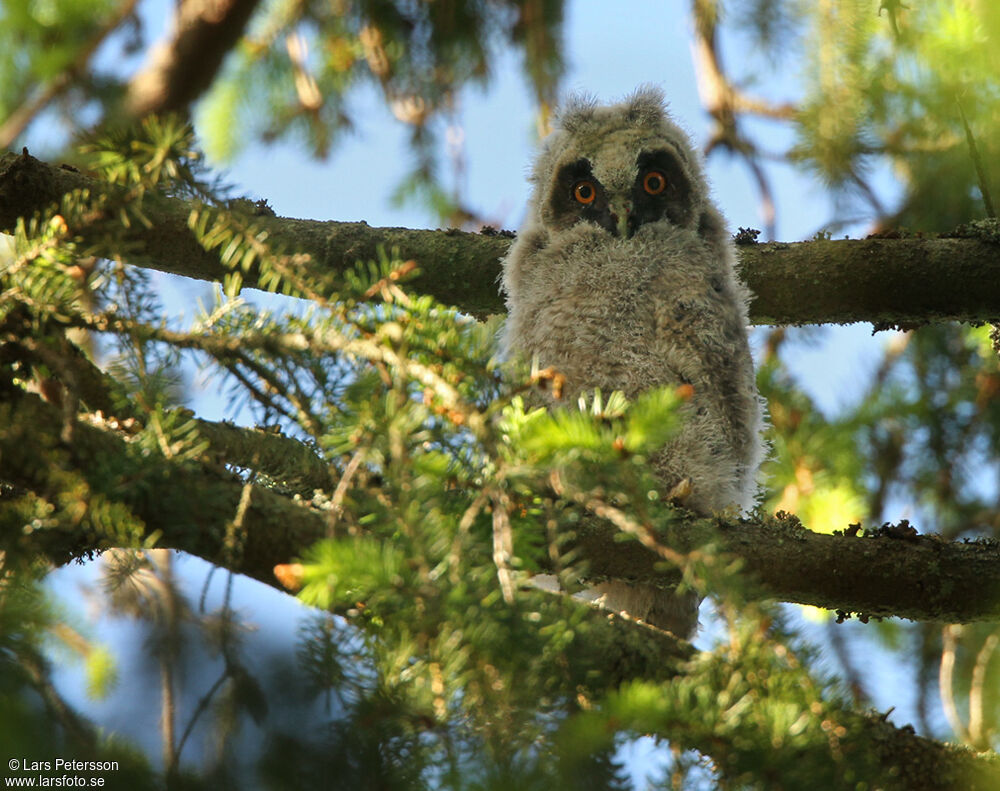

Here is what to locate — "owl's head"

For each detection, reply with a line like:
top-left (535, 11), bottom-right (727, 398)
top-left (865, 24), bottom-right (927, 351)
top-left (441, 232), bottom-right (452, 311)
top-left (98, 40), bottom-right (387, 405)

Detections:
top-left (528, 86), bottom-right (707, 239)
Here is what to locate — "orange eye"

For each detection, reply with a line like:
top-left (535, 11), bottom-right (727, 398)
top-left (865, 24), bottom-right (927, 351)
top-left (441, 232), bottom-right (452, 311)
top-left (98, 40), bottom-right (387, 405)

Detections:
top-left (643, 170), bottom-right (667, 195)
top-left (573, 180), bottom-right (597, 204)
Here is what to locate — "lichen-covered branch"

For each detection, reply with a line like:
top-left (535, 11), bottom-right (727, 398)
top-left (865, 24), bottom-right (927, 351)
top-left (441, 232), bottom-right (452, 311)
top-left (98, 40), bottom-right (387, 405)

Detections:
top-left (859, 715), bottom-right (1000, 791)
top-left (571, 513), bottom-right (1000, 624)
top-left (2, 150), bottom-right (999, 325)
top-left (0, 383), bottom-right (329, 586)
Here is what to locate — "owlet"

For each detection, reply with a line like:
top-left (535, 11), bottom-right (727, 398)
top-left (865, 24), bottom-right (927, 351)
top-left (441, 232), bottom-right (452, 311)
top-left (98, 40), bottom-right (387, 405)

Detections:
top-left (499, 86), bottom-right (766, 637)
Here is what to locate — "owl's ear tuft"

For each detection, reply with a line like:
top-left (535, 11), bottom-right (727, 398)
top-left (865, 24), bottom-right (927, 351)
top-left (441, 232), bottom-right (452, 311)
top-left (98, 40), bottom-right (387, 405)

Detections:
top-left (557, 92), bottom-right (599, 133)
top-left (623, 84), bottom-right (667, 126)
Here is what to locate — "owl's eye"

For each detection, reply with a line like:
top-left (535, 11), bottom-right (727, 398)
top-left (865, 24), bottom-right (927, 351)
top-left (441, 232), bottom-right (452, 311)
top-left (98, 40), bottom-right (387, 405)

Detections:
top-left (643, 170), bottom-right (667, 195)
top-left (573, 181), bottom-right (597, 205)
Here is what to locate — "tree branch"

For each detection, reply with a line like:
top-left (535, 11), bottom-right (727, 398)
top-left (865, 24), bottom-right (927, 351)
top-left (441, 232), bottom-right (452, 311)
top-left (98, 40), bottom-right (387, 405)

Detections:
top-left (189, 417), bottom-right (335, 493)
top-left (3, 150), bottom-right (1000, 326)
top-left (124, 0), bottom-right (263, 117)
top-left (689, 2), bottom-right (797, 125)
top-left (571, 513), bottom-right (1000, 623)
top-left (0, 384), bottom-right (328, 588)
top-left (859, 714), bottom-right (1000, 791)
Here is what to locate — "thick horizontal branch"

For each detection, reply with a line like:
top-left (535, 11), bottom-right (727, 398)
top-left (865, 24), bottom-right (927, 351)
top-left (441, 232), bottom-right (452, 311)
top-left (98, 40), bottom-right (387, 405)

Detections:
top-left (3, 150), bottom-right (1000, 325)
top-left (572, 512), bottom-right (1000, 624)
top-left (0, 384), bottom-right (329, 588)
top-left (0, 150), bottom-right (511, 318)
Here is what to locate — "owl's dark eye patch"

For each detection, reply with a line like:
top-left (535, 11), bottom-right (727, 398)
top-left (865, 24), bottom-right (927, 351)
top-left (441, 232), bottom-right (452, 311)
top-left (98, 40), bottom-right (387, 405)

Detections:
top-left (549, 158), bottom-right (616, 234)
top-left (630, 149), bottom-right (693, 231)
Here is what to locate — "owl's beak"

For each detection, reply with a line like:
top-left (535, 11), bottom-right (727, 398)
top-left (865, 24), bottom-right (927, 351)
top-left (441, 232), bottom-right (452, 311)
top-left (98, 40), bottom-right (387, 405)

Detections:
top-left (610, 198), bottom-right (632, 238)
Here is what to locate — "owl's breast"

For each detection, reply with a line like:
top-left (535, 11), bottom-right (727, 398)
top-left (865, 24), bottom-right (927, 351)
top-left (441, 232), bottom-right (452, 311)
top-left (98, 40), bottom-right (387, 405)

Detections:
top-left (505, 224), bottom-right (734, 398)
top-left (501, 219), bottom-right (763, 512)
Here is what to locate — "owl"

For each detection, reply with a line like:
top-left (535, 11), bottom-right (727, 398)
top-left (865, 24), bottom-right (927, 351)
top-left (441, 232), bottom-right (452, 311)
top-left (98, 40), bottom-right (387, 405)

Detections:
top-left (499, 86), bottom-right (766, 637)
